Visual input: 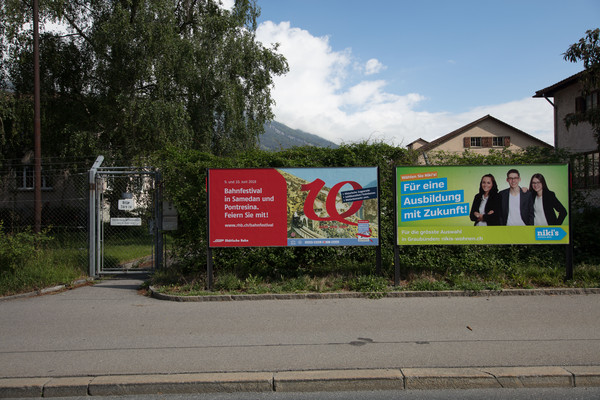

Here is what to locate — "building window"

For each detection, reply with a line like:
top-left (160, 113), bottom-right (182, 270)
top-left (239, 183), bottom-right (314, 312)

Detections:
top-left (470, 137), bottom-right (481, 147)
top-left (17, 166), bottom-right (52, 190)
top-left (576, 91), bottom-right (600, 113)
top-left (493, 137), bottom-right (505, 147)
top-left (586, 91), bottom-right (599, 111)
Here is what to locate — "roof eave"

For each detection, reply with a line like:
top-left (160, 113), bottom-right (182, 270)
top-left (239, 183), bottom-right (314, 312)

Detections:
top-left (533, 71), bottom-right (584, 98)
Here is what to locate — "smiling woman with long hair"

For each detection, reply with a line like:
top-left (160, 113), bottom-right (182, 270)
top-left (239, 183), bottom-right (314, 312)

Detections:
top-left (470, 174), bottom-right (502, 226)
top-left (529, 173), bottom-right (567, 225)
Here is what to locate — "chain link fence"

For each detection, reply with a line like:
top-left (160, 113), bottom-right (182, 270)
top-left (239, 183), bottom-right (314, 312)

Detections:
top-left (0, 160), bottom-right (163, 276)
top-left (0, 160), bottom-right (89, 270)
top-left (571, 150), bottom-right (600, 207)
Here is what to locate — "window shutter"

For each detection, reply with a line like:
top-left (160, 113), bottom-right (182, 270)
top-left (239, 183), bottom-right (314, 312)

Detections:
top-left (575, 96), bottom-right (586, 113)
top-left (463, 137), bottom-right (470, 148)
top-left (482, 137), bottom-right (493, 147)
top-left (504, 136), bottom-right (511, 147)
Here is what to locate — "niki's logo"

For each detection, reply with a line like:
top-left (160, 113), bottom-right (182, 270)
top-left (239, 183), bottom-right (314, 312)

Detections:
top-left (301, 179), bottom-right (363, 226)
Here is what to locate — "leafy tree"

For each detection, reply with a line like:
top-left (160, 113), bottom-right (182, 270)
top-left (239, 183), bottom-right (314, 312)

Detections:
top-left (0, 0), bottom-right (288, 162)
top-left (563, 28), bottom-right (600, 147)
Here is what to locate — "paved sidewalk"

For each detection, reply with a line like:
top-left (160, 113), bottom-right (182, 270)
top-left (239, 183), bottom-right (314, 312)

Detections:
top-left (1, 276), bottom-right (600, 397)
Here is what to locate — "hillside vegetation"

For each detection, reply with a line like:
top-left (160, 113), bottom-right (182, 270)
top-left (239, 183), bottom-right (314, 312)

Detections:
top-left (260, 121), bottom-right (338, 150)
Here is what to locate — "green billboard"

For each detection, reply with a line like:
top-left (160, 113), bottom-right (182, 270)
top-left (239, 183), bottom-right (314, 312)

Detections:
top-left (396, 165), bottom-right (569, 245)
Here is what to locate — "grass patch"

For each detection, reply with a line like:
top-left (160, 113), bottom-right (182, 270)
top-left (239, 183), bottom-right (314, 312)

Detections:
top-left (102, 236), bottom-right (154, 269)
top-left (405, 276), bottom-right (452, 292)
top-left (0, 244), bottom-right (87, 296)
top-left (0, 225), bottom-right (86, 296)
top-left (151, 270), bottom-right (384, 297)
top-left (0, 227), bottom-right (154, 297)
top-left (150, 259), bottom-right (600, 298)
top-left (569, 264), bottom-right (600, 288)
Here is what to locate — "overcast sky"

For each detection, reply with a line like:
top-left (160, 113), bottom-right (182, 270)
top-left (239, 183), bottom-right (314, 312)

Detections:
top-left (247, 0), bottom-right (600, 146)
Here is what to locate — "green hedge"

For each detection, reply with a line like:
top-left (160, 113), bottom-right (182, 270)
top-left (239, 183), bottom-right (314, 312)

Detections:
top-left (154, 143), bottom-right (598, 283)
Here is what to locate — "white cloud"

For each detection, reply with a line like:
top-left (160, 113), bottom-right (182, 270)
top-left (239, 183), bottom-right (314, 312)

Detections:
top-left (220, 0), bottom-right (235, 10)
top-left (256, 21), bottom-right (553, 147)
top-left (462, 98), bottom-right (554, 144)
top-left (365, 58), bottom-right (386, 75)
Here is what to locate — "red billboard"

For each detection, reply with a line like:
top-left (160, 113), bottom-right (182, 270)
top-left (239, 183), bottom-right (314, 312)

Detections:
top-left (208, 168), bottom-right (379, 247)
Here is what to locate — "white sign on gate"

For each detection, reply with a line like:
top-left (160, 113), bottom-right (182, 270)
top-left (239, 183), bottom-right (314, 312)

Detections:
top-left (118, 199), bottom-right (136, 210)
top-left (110, 218), bottom-right (142, 226)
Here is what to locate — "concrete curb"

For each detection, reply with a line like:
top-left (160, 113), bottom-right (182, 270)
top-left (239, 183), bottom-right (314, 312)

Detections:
top-left (0, 278), bottom-right (93, 302)
top-left (149, 286), bottom-right (600, 302)
top-left (274, 369), bottom-right (404, 392)
top-left (4, 281), bottom-right (599, 303)
top-left (402, 367), bottom-right (500, 390)
top-left (480, 366), bottom-right (574, 388)
top-left (88, 372), bottom-right (273, 396)
top-left (1, 366), bottom-right (599, 397)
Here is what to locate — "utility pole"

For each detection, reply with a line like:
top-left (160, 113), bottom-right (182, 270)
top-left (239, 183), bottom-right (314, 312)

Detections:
top-left (33, 0), bottom-right (42, 233)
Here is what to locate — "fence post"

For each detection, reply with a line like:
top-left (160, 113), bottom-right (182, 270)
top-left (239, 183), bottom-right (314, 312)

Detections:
top-left (88, 156), bottom-right (104, 277)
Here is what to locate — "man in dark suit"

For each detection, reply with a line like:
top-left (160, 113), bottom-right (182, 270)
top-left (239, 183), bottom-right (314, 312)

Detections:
top-left (499, 169), bottom-right (533, 226)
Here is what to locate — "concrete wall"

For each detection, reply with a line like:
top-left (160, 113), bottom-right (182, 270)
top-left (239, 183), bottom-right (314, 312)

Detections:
top-left (554, 82), bottom-right (597, 152)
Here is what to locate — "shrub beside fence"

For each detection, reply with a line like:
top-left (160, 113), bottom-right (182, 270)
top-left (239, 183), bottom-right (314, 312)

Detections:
top-left (152, 144), bottom-right (600, 290)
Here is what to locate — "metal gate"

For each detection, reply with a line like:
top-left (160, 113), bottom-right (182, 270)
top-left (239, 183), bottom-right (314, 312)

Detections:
top-left (89, 156), bottom-right (162, 276)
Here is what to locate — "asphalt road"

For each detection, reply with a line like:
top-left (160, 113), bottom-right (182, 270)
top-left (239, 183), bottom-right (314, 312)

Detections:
top-left (1, 276), bottom-right (600, 379)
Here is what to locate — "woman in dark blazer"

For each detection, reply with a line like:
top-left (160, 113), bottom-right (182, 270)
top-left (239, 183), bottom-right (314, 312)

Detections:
top-left (529, 173), bottom-right (567, 225)
top-left (470, 174), bottom-right (502, 226)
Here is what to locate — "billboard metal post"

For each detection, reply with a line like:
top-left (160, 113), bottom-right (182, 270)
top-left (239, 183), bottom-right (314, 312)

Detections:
top-left (376, 167), bottom-right (382, 276)
top-left (206, 170), bottom-right (214, 290)
top-left (376, 246), bottom-right (381, 276)
top-left (566, 163), bottom-right (574, 281)
top-left (207, 248), bottom-right (214, 290)
top-left (393, 167), bottom-right (400, 286)
top-left (566, 242), bottom-right (574, 281)
top-left (394, 246), bottom-right (400, 286)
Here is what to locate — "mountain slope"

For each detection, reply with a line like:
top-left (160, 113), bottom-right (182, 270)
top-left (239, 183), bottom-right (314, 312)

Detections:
top-left (259, 121), bottom-right (338, 150)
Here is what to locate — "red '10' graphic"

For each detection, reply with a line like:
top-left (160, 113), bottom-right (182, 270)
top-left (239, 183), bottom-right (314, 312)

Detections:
top-left (300, 179), bottom-right (363, 226)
